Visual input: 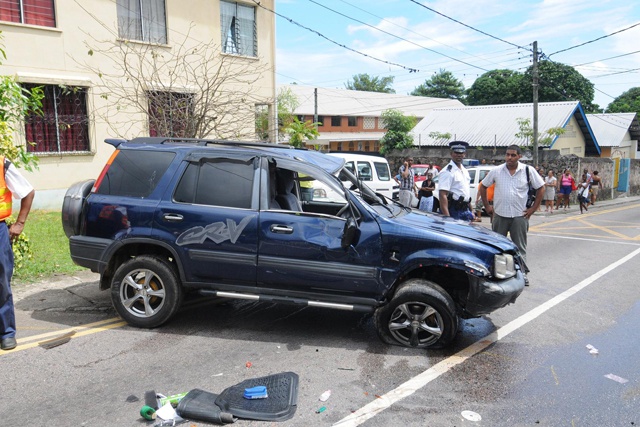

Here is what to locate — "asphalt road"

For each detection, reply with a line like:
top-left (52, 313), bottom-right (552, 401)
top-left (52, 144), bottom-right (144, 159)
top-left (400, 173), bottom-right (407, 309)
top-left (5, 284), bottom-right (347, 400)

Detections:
top-left (2, 196), bottom-right (639, 427)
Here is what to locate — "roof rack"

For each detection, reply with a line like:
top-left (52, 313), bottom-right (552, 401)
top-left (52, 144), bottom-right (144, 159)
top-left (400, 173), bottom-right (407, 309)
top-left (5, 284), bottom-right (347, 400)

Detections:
top-left (113, 137), bottom-right (302, 150)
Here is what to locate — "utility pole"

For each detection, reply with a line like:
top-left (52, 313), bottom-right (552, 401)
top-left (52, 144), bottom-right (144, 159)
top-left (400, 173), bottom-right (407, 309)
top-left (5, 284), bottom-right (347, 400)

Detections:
top-left (532, 41), bottom-right (539, 167)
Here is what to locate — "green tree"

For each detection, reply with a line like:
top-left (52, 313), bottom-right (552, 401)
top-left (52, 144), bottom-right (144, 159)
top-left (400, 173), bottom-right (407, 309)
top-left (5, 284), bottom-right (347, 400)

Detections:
top-left (256, 86), bottom-right (300, 141)
top-left (411, 69), bottom-right (465, 102)
top-left (515, 117), bottom-right (565, 148)
top-left (520, 61), bottom-right (599, 113)
top-left (466, 69), bottom-right (524, 105)
top-left (284, 117), bottom-right (319, 148)
top-left (379, 109), bottom-right (417, 155)
top-left (345, 73), bottom-right (395, 93)
top-left (606, 87), bottom-right (640, 116)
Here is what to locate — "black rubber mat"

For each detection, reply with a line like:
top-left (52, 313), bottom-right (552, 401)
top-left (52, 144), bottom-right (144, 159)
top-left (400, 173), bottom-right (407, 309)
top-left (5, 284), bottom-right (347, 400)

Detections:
top-left (214, 372), bottom-right (299, 421)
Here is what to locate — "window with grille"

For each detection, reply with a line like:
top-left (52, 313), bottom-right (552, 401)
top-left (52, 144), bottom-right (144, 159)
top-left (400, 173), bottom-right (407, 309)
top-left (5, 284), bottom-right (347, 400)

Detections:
top-left (220, 1), bottom-right (256, 57)
top-left (116, 0), bottom-right (167, 44)
top-left (331, 116), bottom-right (341, 127)
top-left (0, 0), bottom-right (55, 27)
top-left (148, 91), bottom-right (195, 138)
top-left (24, 84), bottom-right (90, 153)
top-left (363, 117), bottom-right (375, 129)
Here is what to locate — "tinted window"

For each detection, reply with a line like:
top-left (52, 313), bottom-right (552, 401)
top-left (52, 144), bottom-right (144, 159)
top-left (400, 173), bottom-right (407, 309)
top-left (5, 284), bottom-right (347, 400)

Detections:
top-left (174, 158), bottom-right (254, 208)
top-left (374, 162), bottom-right (390, 181)
top-left (96, 150), bottom-right (175, 197)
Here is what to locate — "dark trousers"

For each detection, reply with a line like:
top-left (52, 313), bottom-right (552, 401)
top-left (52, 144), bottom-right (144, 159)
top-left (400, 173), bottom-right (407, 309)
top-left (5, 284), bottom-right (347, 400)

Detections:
top-left (0, 223), bottom-right (15, 339)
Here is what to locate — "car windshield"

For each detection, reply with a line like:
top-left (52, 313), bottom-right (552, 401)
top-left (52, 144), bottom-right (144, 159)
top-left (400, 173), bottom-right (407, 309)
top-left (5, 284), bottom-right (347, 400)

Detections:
top-left (413, 166), bottom-right (428, 176)
top-left (336, 165), bottom-right (405, 217)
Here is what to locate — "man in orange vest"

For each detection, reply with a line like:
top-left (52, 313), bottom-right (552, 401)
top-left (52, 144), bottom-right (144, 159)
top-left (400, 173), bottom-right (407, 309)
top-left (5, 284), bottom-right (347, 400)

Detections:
top-left (0, 157), bottom-right (35, 351)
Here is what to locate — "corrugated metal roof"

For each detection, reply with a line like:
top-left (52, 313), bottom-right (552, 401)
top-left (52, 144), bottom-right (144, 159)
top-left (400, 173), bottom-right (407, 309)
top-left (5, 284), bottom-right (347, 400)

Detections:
top-left (587, 113), bottom-right (639, 147)
top-left (411, 101), bottom-right (600, 155)
top-left (279, 84), bottom-right (464, 117)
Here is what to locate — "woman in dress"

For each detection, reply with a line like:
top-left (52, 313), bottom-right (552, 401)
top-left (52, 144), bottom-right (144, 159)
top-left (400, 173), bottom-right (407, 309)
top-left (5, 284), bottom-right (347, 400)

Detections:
top-left (418, 172), bottom-right (435, 212)
top-left (590, 171), bottom-right (602, 205)
top-left (544, 170), bottom-right (557, 212)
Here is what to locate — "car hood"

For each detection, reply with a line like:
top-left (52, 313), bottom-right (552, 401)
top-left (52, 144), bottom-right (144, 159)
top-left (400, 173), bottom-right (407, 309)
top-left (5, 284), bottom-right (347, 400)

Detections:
top-left (393, 210), bottom-right (517, 252)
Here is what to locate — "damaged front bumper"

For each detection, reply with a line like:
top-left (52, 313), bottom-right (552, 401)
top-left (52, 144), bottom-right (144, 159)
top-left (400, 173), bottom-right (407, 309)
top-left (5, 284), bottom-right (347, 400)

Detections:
top-left (462, 270), bottom-right (526, 317)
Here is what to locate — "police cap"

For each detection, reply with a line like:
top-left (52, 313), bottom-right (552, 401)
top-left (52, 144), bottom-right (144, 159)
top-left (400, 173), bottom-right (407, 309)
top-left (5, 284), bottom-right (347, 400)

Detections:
top-left (449, 140), bottom-right (469, 153)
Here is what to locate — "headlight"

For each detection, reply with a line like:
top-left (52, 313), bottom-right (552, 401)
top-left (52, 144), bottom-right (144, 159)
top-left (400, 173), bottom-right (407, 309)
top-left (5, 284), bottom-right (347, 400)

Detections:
top-left (494, 254), bottom-right (516, 279)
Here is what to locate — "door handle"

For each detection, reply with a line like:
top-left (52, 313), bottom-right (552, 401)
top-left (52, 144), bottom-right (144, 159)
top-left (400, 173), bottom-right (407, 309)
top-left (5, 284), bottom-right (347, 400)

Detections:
top-left (162, 213), bottom-right (184, 222)
top-left (270, 224), bottom-right (293, 234)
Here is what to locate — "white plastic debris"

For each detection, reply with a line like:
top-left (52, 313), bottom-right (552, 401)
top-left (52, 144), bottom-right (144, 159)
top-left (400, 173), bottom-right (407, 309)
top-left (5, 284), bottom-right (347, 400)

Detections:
top-left (586, 344), bottom-right (599, 355)
top-left (461, 410), bottom-right (482, 422)
top-left (319, 390), bottom-right (332, 402)
top-left (604, 373), bottom-right (628, 384)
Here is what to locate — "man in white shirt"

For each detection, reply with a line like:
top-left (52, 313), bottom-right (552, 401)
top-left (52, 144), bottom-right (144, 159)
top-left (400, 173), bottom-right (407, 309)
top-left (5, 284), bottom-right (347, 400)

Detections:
top-left (438, 141), bottom-right (473, 221)
top-left (478, 145), bottom-right (544, 284)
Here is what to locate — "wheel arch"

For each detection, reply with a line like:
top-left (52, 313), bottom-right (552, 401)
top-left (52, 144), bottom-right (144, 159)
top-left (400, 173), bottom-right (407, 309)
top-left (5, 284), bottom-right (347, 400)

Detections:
top-left (99, 239), bottom-right (185, 290)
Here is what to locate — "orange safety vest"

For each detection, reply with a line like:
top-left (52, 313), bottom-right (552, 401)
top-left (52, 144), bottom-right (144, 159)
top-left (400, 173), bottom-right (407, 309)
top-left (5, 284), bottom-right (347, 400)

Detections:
top-left (0, 157), bottom-right (13, 220)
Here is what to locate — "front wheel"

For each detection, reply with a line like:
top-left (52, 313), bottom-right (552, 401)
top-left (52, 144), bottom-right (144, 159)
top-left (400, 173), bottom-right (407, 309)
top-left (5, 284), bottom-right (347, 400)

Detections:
top-left (111, 255), bottom-right (183, 328)
top-left (375, 279), bottom-right (458, 349)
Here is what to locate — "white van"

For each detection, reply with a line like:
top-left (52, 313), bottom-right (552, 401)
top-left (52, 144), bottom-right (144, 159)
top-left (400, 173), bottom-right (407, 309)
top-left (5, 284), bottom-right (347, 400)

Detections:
top-left (328, 153), bottom-right (398, 200)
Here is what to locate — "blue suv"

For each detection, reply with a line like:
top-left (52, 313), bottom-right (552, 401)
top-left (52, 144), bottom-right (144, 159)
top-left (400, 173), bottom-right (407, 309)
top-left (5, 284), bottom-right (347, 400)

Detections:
top-left (62, 138), bottom-right (526, 349)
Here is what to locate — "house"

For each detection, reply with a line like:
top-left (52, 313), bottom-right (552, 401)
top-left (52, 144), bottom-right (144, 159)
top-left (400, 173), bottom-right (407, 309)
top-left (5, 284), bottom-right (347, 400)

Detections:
top-left (586, 113), bottom-right (639, 159)
top-left (0, 0), bottom-right (276, 209)
top-left (279, 84), bottom-right (463, 152)
top-left (411, 101), bottom-right (601, 157)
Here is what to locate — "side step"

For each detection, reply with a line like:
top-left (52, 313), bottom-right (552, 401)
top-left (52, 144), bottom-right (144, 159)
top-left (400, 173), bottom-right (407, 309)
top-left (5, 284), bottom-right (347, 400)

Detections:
top-left (198, 290), bottom-right (373, 313)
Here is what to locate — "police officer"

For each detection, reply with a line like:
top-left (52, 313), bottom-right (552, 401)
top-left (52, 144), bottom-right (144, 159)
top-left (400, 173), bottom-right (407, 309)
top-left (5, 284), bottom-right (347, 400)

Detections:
top-left (0, 157), bottom-right (35, 351)
top-left (438, 141), bottom-right (473, 221)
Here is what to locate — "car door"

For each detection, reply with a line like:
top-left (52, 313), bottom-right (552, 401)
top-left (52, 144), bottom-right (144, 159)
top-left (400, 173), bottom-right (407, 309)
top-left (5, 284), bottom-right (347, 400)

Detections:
top-left (256, 158), bottom-right (383, 300)
top-left (153, 153), bottom-right (260, 289)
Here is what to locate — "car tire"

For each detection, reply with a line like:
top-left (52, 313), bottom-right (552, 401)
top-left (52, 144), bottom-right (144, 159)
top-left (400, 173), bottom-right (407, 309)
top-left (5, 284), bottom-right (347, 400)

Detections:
top-left (374, 279), bottom-right (458, 349)
top-left (61, 179), bottom-right (95, 238)
top-left (111, 255), bottom-right (183, 328)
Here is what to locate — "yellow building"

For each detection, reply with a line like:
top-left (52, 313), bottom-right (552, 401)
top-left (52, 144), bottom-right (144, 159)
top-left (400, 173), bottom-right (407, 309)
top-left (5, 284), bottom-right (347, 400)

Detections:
top-left (0, 0), bottom-right (276, 208)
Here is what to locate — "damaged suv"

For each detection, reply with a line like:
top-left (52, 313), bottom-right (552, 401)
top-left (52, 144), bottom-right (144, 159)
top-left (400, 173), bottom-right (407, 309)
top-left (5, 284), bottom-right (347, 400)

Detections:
top-left (63, 138), bottom-right (526, 349)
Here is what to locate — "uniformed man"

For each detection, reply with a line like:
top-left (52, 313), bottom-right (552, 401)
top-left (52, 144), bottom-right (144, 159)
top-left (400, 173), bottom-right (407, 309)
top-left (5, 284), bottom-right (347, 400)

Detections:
top-left (438, 141), bottom-right (473, 221)
top-left (0, 157), bottom-right (35, 351)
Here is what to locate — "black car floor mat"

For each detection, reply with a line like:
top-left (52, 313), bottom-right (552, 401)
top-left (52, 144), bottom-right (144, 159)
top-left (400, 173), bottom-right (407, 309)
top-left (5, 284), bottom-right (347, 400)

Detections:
top-left (214, 372), bottom-right (299, 421)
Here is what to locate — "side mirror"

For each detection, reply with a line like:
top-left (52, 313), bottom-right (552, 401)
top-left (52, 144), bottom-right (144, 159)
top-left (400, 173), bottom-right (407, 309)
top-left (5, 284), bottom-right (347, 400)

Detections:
top-left (341, 217), bottom-right (358, 249)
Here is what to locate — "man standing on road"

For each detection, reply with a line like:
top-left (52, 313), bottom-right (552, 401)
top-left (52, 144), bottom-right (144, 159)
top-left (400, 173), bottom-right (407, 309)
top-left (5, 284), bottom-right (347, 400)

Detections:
top-left (398, 156), bottom-right (417, 207)
top-left (438, 141), bottom-right (473, 221)
top-left (0, 157), bottom-right (35, 351)
top-left (478, 145), bottom-right (544, 284)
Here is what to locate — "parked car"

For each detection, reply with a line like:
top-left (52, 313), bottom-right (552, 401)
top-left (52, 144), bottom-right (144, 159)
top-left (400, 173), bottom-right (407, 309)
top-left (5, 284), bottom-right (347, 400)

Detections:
top-left (412, 164), bottom-right (440, 183)
top-left (328, 152), bottom-right (398, 200)
top-left (62, 138), bottom-right (526, 349)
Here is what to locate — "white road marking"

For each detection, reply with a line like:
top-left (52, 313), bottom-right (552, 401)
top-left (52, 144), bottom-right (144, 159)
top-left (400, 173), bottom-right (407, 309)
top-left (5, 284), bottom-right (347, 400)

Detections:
top-left (529, 233), bottom-right (640, 246)
top-left (334, 247), bottom-right (640, 426)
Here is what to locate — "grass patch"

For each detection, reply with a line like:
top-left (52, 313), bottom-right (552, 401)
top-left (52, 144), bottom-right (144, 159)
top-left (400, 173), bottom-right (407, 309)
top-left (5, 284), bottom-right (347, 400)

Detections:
top-left (13, 210), bottom-right (83, 283)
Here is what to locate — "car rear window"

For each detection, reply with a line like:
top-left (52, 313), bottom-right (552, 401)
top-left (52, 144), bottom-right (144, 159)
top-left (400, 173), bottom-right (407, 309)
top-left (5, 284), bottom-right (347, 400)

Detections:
top-left (95, 150), bottom-right (175, 197)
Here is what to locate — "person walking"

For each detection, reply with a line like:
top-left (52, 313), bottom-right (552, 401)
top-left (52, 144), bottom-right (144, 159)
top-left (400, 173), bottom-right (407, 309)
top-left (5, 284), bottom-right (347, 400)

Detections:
top-left (398, 156), bottom-right (417, 207)
top-left (438, 141), bottom-right (473, 221)
top-left (417, 172), bottom-right (435, 212)
top-left (0, 157), bottom-right (35, 351)
top-left (590, 171), bottom-right (603, 205)
top-left (478, 145), bottom-right (544, 284)
top-left (577, 173), bottom-right (590, 214)
top-left (544, 169), bottom-right (557, 212)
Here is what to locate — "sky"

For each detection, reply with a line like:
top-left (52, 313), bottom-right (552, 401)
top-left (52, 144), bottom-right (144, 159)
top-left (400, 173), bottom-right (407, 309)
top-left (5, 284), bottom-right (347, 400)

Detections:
top-left (273, 0), bottom-right (640, 110)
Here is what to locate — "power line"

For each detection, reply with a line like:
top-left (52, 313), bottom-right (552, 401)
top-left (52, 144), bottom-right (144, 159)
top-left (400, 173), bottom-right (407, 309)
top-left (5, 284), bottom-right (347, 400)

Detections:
top-left (407, 0), bottom-right (530, 51)
top-left (548, 22), bottom-right (640, 57)
top-left (572, 50), bottom-right (640, 67)
top-left (306, 0), bottom-right (493, 73)
top-left (251, 0), bottom-right (419, 73)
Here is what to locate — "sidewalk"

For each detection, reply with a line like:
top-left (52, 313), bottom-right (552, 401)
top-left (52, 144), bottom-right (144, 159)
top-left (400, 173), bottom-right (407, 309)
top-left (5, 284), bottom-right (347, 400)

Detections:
top-left (533, 194), bottom-right (640, 216)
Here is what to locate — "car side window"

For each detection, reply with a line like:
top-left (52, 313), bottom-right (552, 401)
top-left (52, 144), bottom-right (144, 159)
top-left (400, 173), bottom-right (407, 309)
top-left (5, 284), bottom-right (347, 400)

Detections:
top-left (468, 169), bottom-right (476, 183)
top-left (174, 158), bottom-right (254, 209)
top-left (373, 162), bottom-right (390, 181)
top-left (357, 162), bottom-right (372, 181)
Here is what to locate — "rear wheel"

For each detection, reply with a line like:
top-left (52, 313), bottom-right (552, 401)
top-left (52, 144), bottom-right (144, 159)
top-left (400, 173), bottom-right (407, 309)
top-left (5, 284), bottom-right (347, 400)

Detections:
top-left (111, 255), bottom-right (183, 328)
top-left (375, 279), bottom-right (458, 349)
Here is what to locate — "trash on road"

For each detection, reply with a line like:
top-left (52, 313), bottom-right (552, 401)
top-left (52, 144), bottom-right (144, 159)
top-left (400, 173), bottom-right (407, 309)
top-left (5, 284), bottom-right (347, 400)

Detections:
top-left (38, 331), bottom-right (76, 349)
top-left (319, 390), bottom-right (331, 402)
top-left (585, 344), bottom-right (599, 355)
top-left (461, 410), bottom-right (482, 421)
top-left (604, 373), bottom-right (628, 384)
